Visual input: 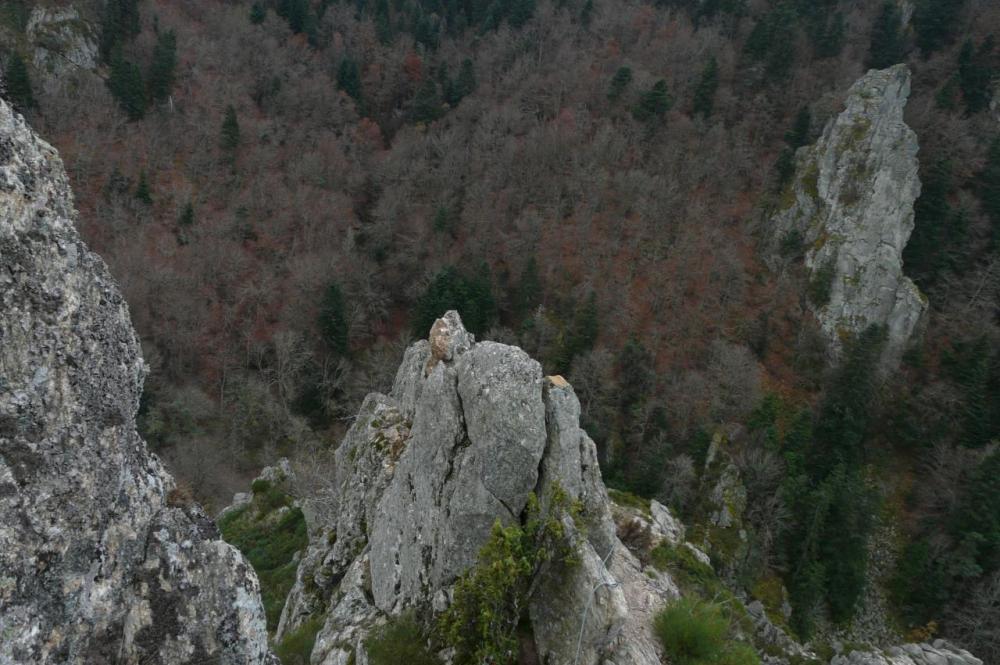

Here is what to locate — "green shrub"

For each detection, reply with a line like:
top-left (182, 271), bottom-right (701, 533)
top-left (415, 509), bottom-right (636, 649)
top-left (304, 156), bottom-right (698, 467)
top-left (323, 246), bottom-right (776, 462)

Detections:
top-left (654, 598), bottom-right (728, 664)
top-left (437, 489), bottom-right (578, 665)
top-left (806, 258), bottom-right (836, 308)
top-left (274, 616), bottom-right (324, 665)
top-left (366, 613), bottom-right (440, 665)
top-left (653, 598), bottom-right (761, 665)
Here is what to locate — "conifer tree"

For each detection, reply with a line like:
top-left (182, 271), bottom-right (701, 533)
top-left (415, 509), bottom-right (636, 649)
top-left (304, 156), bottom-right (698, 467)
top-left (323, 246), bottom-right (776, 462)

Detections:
top-left (4, 53), bottom-right (34, 113)
top-left (178, 201), bottom-right (195, 226)
top-left (580, 0), bottom-right (593, 28)
top-left (867, 2), bottom-right (905, 69)
top-left (375, 0), bottom-right (393, 44)
top-left (958, 37), bottom-right (996, 115)
top-left (513, 256), bottom-right (542, 320)
top-left (147, 30), bottom-right (177, 103)
top-left (979, 137), bottom-right (1000, 248)
top-left (454, 59), bottom-right (477, 101)
top-left (220, 105), bottom-right (241, 152)
top-left (905, 159), bottom-right (954, 283)
top-left (692, 56), bottom-right (719, 119)
top-left (337, 57), bottom-right (362, 103)
top-left (913, 0), bottom-right (967, 56)
top-left (250, 3), bottom-right (267, 24)
top-left (108, 50), bottom-right (146, 120)
top-left (135, 170), bottom-right (152, 204)
top-left (632, 80), bottom-right (671, 122)
top-left (785, 106), bottom-right (811, 149)
top-left (508, 0), bottom-right (536, 29)
top-left (411, 78), bottom-right (442, 124)
top-left (319, 281), bottom-right (350, 356)
top-left (557, 291), bottom-right (599, 372)
top-left (99, 0), bottom-right (141, 63)
top-left (607, 66), bottom-right (632, 102)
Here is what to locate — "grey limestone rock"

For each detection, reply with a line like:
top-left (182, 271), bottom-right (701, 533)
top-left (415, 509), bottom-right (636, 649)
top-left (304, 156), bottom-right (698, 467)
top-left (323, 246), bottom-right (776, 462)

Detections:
top-left (279, 312), bottom-right (670, 664)
top-left (0, 100), bottom-right (273, 665)
top-left (769, 65), bottom-right (927, 366)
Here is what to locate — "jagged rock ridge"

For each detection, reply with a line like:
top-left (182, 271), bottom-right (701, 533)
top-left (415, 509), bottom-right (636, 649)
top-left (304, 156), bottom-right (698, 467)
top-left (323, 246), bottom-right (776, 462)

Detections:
top-left (0, 101), bottom-right (273, 664)
top-left (276, 311), bottom-right (677, 665)
top-left (770, 64), bottom-right (927, 365)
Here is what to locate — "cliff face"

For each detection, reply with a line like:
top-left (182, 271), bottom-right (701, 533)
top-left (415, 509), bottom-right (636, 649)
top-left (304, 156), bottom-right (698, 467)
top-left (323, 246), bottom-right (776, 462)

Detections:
top-left (274, 311), bottom-right (678, 665)
top-left (0, 101), bottom-right (273, 664)
top-left (770, 65), bottom-right (927, 365)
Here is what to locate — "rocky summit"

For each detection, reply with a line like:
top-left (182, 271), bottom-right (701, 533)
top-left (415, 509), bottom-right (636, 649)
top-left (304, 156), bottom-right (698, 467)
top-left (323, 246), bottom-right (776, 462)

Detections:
top-left (0, 100), bottom-right (273, 665)
top-left (770, 64), bottom-right (927, 365)
top-left (272, 310), bottom-right (676, 665)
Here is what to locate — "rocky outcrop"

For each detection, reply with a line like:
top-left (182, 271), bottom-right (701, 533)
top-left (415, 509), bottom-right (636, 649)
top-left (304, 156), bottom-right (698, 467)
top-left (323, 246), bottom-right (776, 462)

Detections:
top-left (830, 641), bottom-right (982, 665)
top-left (276, 311), bottom-right (671, 665)
top-left (0, 101), bottom-right (273, 664)
top-left (26, 6), bottom-right (99, 76)
top-left (770, 65), bottom-right (926, 365)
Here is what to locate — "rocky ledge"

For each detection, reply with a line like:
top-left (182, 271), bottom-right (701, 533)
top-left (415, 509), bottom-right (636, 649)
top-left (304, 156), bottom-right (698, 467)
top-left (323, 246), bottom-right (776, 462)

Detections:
top-left (0, 100), bottom-right (273, 664)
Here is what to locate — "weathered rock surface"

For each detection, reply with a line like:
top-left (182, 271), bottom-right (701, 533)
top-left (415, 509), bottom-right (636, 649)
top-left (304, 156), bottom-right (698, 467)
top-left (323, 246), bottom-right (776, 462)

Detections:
top-left (26, 6), bottom-right (99, 75)
top-left (276, 311), bottom-right (670, 664)
top-left (830, 641), bottom-right (983, 665)
top-left (769, 65), bottom-right (926, 365)
top-left (0, 101), bottom-right (273, 664)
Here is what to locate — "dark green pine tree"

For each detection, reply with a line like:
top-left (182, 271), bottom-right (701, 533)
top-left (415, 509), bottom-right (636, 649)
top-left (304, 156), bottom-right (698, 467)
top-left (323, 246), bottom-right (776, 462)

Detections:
top-left (432, 205), bottom-right (452, 234)
top-left (812, 11), bottom-right (846, 59)
top-left (107, 50), bottom-right (147, 120)
top-left (413, 267), bottom-right (463, 336)
top-left (513, 256), bottom-right (542, 320)
top-left (4, 53), bottom-right (35, 113)
top-left (250, 3), bottom-right (267, 24)
top-left (337, 57), bottom-right (363, 103)
top-left (463, 262), bottom-right (497, 334)
top-left (99, 0), bottom-right (141, 63)
top-left (220, 105), bottom-right (241, 152)
top-left (785, 106), bottom-right (812, 149)
top-left (147, 30), bottom-right (177, 103)
top-left (374, 0), bottom-right (393, 44)
top-left (867, 2), bottom-right (905, 69)
top-left (632, 80), bottom-right (671, 122)
top-left (508, 0), bottom-right (536, 28)
top-left (580, 0), bottom-right (593, 28)
top-left (411, 78), bottom-right (442, 124)
top-left (979, 137), bottom-right (1000, 249)
top-left (958, 37), bottom-right (996, 115)
top-left (557, 291), bottom-right (599, 372)
top-left (178, 201), bottom-right (195, 226)
top-left (607, 66), bottom-right (632, 102)
top-left (134, 170), bottom-right (153, 204)
top-left (617, 338), bottom-right (655, 413)
top-left (454, 58), bottom-right (477, 101)
top-left (318, 281), bottom-right (350, 356)
top-left (904, 159), bottom-right (954, 284)
top-left (692, 56), bottom-right (719, 119)
top-left (913, 0), bottom-right (967, 56)
top-left (279, 0), bottom-right (312, 34)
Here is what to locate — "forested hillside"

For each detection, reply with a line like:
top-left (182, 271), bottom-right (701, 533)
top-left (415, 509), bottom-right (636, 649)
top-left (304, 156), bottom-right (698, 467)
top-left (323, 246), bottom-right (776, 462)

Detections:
top-left (2, 0), bottom-right (998, 658)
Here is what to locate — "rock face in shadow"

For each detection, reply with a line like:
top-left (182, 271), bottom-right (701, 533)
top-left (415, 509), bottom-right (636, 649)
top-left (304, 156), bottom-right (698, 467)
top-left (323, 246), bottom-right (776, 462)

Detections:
top-left (0, 100), bottom-right (274, 665)
top-left (770, 64), bottom-right (927, 366)
top-left (276, 311), bottom-right (673, 665)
